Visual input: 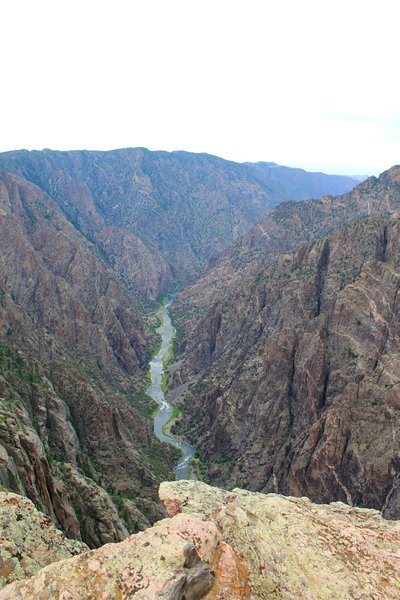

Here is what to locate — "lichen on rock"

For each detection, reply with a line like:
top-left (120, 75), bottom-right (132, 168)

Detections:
top-left (0, 492), bottom-right (87, 590)
top-left (1, 481), bottom-right (400, 598)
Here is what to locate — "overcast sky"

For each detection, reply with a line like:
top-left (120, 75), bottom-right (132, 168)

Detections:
top-left (2, 0), bottom-right (399, 175)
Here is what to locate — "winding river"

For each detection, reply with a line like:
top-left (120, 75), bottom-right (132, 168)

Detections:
top-left (147, 300), bottom-right (196, 479)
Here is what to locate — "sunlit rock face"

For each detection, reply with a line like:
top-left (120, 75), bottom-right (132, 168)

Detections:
top-left (1, 481), bottom-right (400, 599)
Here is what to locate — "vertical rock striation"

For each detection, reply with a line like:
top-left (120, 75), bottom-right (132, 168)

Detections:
top-left (172, 168), bottom-right (400, 518)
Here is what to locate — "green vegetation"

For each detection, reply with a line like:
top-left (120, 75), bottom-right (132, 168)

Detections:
top-left (216, 457), bottom-right (233, 465)
top-left (147, 449), bottom-right (181, 480)
top-left (138, 296), bottom-right (168, 363)
top-left (126, 387), bottom-right (157, 419)
top-left (170, 417), bottom-right (183, 437)
top-left (0, 345), bottom-right (41, 385)
top-left (162, 406), bottom-right (182, 436)
top-left (161, 366), bottom-right (169, 394)
top-left (160, 325), bottom-right (176, 395)
top-left (70, 497), bottom-right (90, 547)
top-left (45, 449), bottom-right (67, 466)
top-left (110, 494), bottom-right (131, 525)
top-left (143, 305), bottom-right (165, 383)
top-left (190, 449), bottom-right (210, 483)
top-left (171, 320), bottom-right (184, 358)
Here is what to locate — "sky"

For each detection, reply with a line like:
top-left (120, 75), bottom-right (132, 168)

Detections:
top-left (1, 0), bottom-right (399, 176)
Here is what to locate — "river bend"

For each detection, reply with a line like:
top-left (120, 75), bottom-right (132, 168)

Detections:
top-left (147, 301), bottom-right (196, 479)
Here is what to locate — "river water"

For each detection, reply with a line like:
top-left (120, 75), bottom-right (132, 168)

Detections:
top-left (147, 301), bottom-right (196, 479)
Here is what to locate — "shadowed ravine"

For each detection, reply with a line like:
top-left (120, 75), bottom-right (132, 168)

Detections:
top-left (147, 301), bottom-right (196, 479)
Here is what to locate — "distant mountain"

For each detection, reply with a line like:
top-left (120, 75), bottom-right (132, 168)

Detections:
top-left (247, 161), bottom-right (363, 199)
top-left (0, 148), bottom-right (360, 298)
top-left (171, 166), bottom-right (400, 518)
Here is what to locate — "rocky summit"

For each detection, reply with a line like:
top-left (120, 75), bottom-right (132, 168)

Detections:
top-left (0, 481), bottom-right (399, 599)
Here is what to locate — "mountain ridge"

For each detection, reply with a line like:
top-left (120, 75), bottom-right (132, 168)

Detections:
top-left (0, 148), bottom-right (360, 298)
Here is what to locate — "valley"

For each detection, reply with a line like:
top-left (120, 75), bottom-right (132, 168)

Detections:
top-left (0, 147), bottom-right (399, 560)
top-left (3, 0), bottom-right (399, 593)
top-left (147, 300), bottom-right (196, 479)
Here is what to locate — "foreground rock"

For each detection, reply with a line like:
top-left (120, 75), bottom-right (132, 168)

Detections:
top-left (0, 492), bottom-right (87, 590)
top-left (1, 481), bottom-right (400, 598)
top-left (161, 481), bottom-right (400, 599)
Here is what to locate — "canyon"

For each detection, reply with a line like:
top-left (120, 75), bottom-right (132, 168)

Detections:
top-left (0, 169), bottom-right (177, 547)
top-left (0, 148), bottom-right (360, 547)
top-left (0, 147), bottom-right (399, 595)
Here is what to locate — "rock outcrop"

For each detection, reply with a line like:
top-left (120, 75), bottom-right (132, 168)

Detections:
top-left (171, 168), bottom-right (400, 518)
top-left (1, 481), bottom-right (399, 599)
top-left (0, 492), bottom-right (87, 590)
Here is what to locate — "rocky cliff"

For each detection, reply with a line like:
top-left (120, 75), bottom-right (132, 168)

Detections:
top-left (0, 171), bottom-right (178, 547)
top-left (171, 167), bottom-right (400, 518)
top-left (0, 481), bottom-right (399, 599)
top-left (174, 166), bottom-right (400, 325)
top-left (0, 148), bottom-right (358, 298)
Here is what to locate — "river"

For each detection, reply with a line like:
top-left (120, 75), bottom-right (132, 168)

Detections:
top-left (147, 300), bottom-right (196, 479)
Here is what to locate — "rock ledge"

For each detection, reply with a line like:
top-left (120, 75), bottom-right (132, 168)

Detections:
top-left (1, 481), bottom-right (400, 599)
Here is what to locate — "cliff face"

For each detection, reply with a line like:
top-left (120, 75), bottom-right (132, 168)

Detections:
top-left (1, 481), bottom-right (399, 599)
top-left (0, 149), bottom-right (358, 298)
top-left (0, 171), bottom-right (178, 547)
top-left (172, 168), bottom-right (400, 517)
top-left (0, 170), bottom-right (146, 372)
top-left (174, 166), bottom-right (400, 326)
